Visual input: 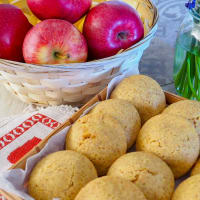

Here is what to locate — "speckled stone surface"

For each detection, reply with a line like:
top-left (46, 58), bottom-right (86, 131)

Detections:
top-left (140, 0), bottom-right (187, 93)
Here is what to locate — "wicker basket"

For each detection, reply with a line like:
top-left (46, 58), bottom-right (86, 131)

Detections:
top-left (0, 89), bottom-right (185, 200)
top-left (0, 0), bottom-right (158, 106)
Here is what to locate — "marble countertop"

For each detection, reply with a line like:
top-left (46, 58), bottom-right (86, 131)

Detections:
top-left (0, 0), bottom-right (187, 118)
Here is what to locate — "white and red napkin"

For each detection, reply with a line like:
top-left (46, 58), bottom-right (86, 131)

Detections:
top-left (0, 105), bottom-right (78, 172)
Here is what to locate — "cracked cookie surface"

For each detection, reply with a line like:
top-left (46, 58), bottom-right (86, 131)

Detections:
top-left (107, 151), bottom-right (174, 200)
top-left (66, 113), bottom-right (127, 176)
top-left (28, 150), bottom-right (97, 200)
top-left (136, 114), bottom-right (200, 178)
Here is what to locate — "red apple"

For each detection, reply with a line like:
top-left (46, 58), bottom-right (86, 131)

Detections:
top-left (23, 19), bottom-right (88, 64)
top-left (83, 1), bottom-right (144, 59)
top-left (27, 0), bottom-right (92, 23)
top-left (0, 4), bottom-right (32, 62)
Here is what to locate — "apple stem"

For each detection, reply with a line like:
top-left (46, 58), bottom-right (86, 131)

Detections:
top-left (117, 32), bottom-right (128, 40)
top-left (54, 52), bottom-right (70, 60)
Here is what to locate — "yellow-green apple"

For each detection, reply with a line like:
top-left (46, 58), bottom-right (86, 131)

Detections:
top-left (23, 19), bottom-right (88, 64)
top-left (83, 1), bottom-right (144, 59)
top-left (27, 0), bottom-right (92, 23)
top-left (0, 4), bottom-right (32, 62)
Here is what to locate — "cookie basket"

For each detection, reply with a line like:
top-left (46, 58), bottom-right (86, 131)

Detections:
top-left (0, 0), bottom-right (158, 106)
top-left (0, 87), bottom-right (185, 200)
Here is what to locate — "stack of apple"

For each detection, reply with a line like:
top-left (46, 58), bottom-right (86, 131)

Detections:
top-left (0, 0), bottom-right (144, 65)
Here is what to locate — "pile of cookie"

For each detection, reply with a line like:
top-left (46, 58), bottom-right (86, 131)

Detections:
top-left (28, 75), bottom-right (200, 200)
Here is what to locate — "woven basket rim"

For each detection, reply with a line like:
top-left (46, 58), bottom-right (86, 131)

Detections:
top-left (0, 0), bottom-right (158, 71)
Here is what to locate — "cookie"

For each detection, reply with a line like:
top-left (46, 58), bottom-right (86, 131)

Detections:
top-left (75, 176), bottom-right (147, 200)
top-left (136, 114), bottom-right (199, 178)
top-left (110, 75), bottom-right (166, 123)
top-left (66, 113), bottom-right (127, 175)
top-left (172, 174), bottom-right (200, 200)
top-left (108, 151), bottom-right (174, 200)
top-left (28, 150), bottom-right (97, 200)
top-left (91, 99), bottom-right (141, 148)
top-left (163, 100), bottom-right (200, 141)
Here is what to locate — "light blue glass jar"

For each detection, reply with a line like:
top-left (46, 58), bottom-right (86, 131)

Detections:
top-left (174, 0), bottom-right (200, 100)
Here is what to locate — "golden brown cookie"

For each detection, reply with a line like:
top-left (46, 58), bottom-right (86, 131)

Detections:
top-left (75, 176), bottom-right (147, 200)
top-left (66, 113), bottom-right (127, 176)
top-left (91, 99), bottom-right (141, 148)
top-left (163, 100), bottom-right (200, 140)
top-left (136, 114), bottom-right (199, 178)
top-left (108, 151), bottom-right (174, 200)
top-left (191, 158), bottom-right (200, 176)
top-left (110, 75), bottom-right (166, 123)
top-left (172, 174), bottom-right (200, 200)
top-left (28, 150), bottom-right (97, 200)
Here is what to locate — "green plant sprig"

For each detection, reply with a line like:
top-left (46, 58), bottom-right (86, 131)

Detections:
top-left (174, 47), bottom-right (200, 100)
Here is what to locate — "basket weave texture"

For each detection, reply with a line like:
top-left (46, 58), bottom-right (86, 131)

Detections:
top-left (0, 0), bottom-right (158, 106)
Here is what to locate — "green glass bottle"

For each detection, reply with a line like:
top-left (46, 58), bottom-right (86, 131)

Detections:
top-left (174, 0), bottom-right (200, 100)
